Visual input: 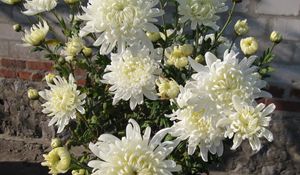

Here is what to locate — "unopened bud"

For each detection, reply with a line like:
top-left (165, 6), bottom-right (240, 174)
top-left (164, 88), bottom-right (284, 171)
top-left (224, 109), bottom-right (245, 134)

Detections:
top-left (82, 47), bottom-right (93, 57)
top-left (195, 54), bottom-right (205, 63)
top-left (234, 19), bottom-right (249, 36)
top-left (270, 31), bottom-right (282, 44)
top-left (27, 88), bottom-right (39, 100)
top-left (51, 138), bottom-right (62, 148)
top-left (45, 73), bottom-right (56, 84)
top-left (13, 24), bottom-right (22, 32)
top-left (146, 32), bottom-right (161, 42)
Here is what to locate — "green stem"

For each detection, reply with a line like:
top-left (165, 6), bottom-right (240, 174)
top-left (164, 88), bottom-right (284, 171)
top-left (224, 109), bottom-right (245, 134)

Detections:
top-left (209, 2), bottom-right (236, 51)
top-left (194, 25), bottom-right (200, 58)
top-left (228, 34), bottom-right (238, 53)
top-left (159, 0), bottom-right (167, 63)
top-left (270, 43), bottom-right (277, 52)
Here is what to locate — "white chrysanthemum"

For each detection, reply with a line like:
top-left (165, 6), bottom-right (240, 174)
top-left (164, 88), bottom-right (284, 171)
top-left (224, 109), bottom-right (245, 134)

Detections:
top-left (23, 0), bottom-right (57, 16)
top-left (88, 119), bottom-right (182, 175)
top-left (102, 46), bottom-right (161, 110)
top-left (199, 34), bottom-right (238, 57)
top-left (189, 50), bottom-right (271, 113)
top-left (168, 105), bottom-right (224, 162)
top-left (22, 20), bottom-right (49, 47)
top-left (39, 74), bottom-right (86, 133)
top-left (79, 0), bottom-right (163, 54)
top-left (177, 0), bottom-right (228, 30)
top-left (217, 96), bottom-right (275, 151)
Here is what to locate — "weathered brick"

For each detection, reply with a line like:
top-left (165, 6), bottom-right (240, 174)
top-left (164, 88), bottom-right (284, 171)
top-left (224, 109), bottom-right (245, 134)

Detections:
top-left (272, 42), bottom-right (295, 63)
top-left (8, 41), bottom-right (43, 59)
top-left (31, 72), bottom-right (44, 81)
top-left (267, 85), bottom-right (285, 98)
top-left (0, 68), bottom-right (17, 78)
top-left (17, 71), bottom-right (32, 80)
top-left (77, 79), bottom-right (86, 86)
top-left (0, 5), bottom-right (13, 23)
top-left (1, 58), bottom-right (26, 69)
top-left (293, 43), bottom-right (300, 63)
top-left (0, 23), bottom-right (22, 40)
top-left (235, 0), bottom-right (250, 13)
top-left (27, 60), bottom-right (53, 71)
top-left (0, 40), bottom-right (9, 57)
top-left (255, 0), bottom-right (300, 16)
top-left (263, 98), bottom-right (300, 112)
top-left (272, 18), bottom-right (300, 41)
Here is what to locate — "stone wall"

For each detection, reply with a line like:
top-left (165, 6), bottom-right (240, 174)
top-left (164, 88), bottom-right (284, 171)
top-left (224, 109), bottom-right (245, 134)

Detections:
top-left (0, 0), bottom-right (300, 174)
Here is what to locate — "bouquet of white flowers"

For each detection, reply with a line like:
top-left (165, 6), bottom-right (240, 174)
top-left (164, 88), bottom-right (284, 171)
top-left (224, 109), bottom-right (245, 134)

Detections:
top-left (2, 0), bottom-right (283, 174)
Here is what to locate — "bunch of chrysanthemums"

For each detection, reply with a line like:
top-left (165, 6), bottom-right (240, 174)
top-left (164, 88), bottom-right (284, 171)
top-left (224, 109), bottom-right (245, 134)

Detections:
top-left (2, 0), bottom-right (283, 174)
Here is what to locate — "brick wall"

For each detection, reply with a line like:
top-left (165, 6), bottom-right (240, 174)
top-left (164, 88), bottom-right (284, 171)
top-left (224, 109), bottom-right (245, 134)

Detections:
top-left (0, 1), bottom-right (300, 175)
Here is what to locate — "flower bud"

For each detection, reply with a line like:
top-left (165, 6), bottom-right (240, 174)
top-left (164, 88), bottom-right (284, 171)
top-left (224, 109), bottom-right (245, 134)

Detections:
top-left (64, 0), bottom-right (79, 5)
top-left (72, 169), bottom-right (89, 175)
top-left (27, 88), bottom-right (39, 100)
top-left (58, 57), bottom-right (66, 65)
top-left (234, 19), bottom-right (249, 36)
top-left (0, 0), bottom-right (21, 5)
top-left (146, 32), bottom-right (161, 42)
top-left (180, 44), bottom-right (194, 56)
top-left (51, 138), bottom-right (62, 148)
top-left (240, 37), bottom-right (258, 56)
top-left (13, 24), bottom-right (22, 32)
top-left (195, 54), bottom-right (205, 63)
top-left (156, 77), bottom-right (180, 99)
top-left (270, 31), bottom-right (282, 44)
top-left (41, 147), bottom-right (71, 174)
top-left (82, 47), bottom-right (93, 57)
top-left (232, 0), bottom-right (242, 3)
top-left (45, 73), bottom-right (56, 84)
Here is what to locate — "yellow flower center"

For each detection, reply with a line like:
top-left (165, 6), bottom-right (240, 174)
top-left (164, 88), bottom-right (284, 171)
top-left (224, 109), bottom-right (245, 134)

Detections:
top-left (122, 59), bottom-right (146, 84)
top-left (50, 86), bottom-right (77, 113)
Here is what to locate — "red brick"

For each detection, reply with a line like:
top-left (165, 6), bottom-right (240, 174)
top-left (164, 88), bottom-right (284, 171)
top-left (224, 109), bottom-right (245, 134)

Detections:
top-left (289, 88), bottom-right (300, 99)
top-left (0, 69), bottom-right (17, 78)
top-left (260, 98), bottom-right (300, 113)
top-left (74, 68), bottom-right (87, 76)
top-left (31, 72), bottom-right (44, 81)
top-left (1, 58), bottom-right (26, 69)
top-left (17, 71), bottom-right (32, 80)
top-left (77, 79), bottom-right (86, 86)
top-left (27, 60), bottom-right (53, 71)
top-left (266, 85), bottom-right (285, 98)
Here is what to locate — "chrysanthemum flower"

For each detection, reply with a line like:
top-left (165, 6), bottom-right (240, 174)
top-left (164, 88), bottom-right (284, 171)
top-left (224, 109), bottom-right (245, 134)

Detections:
top-left (177, 0), bottom-right (228, 30)
top-left (217, 96), bottom-right (275, 151)
top-left (23, 0), bottom-right (57, 16)
top-left (168, 105), bottom-right (224, 162)
top-left (88, 119), bottom-right (182, 175)
top-left (79, 0), bottom-right (164, 54)
top-left (189, 50), bottom-right (271, 113)
top-left (22, 20), bottom-right (49, 47)
top-left (41, 147), bottom-right (71, 175)
top-left (102, 46), bottom-right (161, 110)
top-left (39, 74), bottom-right (86, 133)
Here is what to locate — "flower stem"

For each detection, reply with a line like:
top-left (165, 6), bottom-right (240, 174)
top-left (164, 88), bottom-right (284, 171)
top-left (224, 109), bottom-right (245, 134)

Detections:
top-left (210, 2), bottom-right (236, 51)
